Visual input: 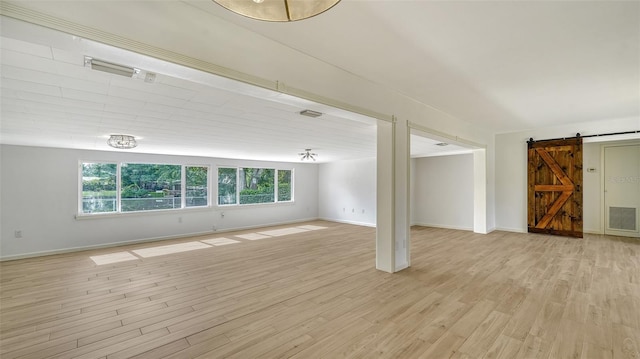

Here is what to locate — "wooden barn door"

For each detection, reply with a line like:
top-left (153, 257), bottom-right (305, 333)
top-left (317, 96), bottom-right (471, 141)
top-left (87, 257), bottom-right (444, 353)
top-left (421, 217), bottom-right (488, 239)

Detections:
top-left (528, 138), bottom-right (583, 237)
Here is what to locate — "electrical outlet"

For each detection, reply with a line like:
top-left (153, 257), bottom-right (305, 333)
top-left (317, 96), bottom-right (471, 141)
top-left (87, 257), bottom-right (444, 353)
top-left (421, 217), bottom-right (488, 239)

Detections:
top-left (212, 225), bottom-right (217, 231)
top-left (14, 230), bottom-right (22, 238)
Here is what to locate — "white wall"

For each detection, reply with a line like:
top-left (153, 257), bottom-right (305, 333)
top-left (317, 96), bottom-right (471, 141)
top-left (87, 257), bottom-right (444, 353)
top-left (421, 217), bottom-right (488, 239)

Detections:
top-left (495, 117), bottom-right (639, 233)
top-left (317, 154), bottom-right (476, 231)
top-left (318, 158), bottom-right (376, 227)
top-left (0, 145), bottom-right (319, 259)
top-left (583, 142), bottom-right (602, 233)
top-left (411, 154), bottom-right (474, 231)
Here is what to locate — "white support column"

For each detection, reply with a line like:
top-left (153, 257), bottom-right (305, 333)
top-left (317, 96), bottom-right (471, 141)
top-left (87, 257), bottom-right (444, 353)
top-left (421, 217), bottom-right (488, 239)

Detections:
top-left (376, 117), bottom-right (410, 273)
top-left (473, 148), bottom-right (488, 234)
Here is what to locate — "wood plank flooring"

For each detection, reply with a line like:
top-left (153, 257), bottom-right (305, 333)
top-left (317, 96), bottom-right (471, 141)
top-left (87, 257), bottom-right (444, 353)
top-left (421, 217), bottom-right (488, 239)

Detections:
top-left (1, 221), bottom-right (639, 358)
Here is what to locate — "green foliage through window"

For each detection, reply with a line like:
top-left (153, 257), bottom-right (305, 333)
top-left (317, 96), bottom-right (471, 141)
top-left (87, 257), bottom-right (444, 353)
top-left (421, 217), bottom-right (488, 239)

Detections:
top-left (80, 162), bottom-right (292, 214)
top-left (80, 162), bottom-right (209, 214)
top-left (186, 166), bottom-right (208, 207)
top-left (218, 167), bottom-right (237, 205)
top-left (278, 170), bottom-right (292, 202)
top-left (121, 164), bottom-right (181, 212)
top-left (239, 168), bottom-right (274, 204)
top-left (218, 168), bottom-right (293, 205)
top-left (82, 163), bottom-right (117, 213)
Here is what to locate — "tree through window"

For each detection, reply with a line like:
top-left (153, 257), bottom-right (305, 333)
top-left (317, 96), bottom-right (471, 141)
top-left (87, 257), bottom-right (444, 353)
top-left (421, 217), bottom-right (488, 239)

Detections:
top-left (81, 163), bottom-right (117, 213)
top-left (218, 167), bottom-right (293, 206)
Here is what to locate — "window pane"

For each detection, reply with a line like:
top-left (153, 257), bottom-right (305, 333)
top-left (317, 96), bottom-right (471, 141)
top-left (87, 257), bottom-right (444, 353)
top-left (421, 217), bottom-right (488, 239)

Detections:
top-left (82, 163), bottom-right (117, 213)
top-left (239, 168), bottom-right (275, 204)
top-left (186, 166), bottom-right (208, 207)
top-left (218, 167), bottom-right (237, 205)
top-left (121, 164), bottom-right (181, 212)
top-left (278, 170), bottom-right (292, 202)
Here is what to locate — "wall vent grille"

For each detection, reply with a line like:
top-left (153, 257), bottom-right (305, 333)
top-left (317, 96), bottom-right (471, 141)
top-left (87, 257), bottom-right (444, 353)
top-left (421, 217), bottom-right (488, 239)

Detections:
top-left (609, 207), bottom-right (637, 231)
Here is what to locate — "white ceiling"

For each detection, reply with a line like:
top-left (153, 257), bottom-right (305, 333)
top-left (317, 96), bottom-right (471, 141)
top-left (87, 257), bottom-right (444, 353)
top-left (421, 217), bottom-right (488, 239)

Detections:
top-left (1, 0), bottom-right (638, 162)
top-left (190, 0), bottom-right (639, 130)
top-left (0, 15), bottom-right (470, 162)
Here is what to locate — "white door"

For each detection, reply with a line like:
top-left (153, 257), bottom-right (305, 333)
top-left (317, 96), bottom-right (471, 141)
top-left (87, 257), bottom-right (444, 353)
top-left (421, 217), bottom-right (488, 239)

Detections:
top-left (604, 144), bottom-right (640, 238)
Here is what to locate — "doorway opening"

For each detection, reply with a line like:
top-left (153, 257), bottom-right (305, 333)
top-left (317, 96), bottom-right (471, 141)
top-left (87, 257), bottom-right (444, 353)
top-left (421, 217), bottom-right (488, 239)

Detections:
top-left (409, 129), bottom-right (485, 234)
top-left (603, 142), bottom-right (640, 238)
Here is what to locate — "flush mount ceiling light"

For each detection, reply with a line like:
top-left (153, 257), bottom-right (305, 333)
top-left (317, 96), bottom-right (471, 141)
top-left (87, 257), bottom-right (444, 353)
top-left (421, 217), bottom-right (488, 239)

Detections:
top-left (299, 149), bottom-right (317, 161)
top-left (212, 0), bottom-right (341, 22)
top-left (299, 109), bottom-right (323, 118)
top-left (108, 135), bottom-right (137, 149)
top-left (435, 142), bottom-right (449, 146)
top-left (85, 56), bottom-right (140, 78)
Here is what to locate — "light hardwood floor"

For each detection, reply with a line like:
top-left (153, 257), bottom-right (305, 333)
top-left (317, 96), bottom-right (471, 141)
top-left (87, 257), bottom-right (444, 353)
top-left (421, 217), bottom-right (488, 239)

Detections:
top-left (1, 221), bottom-right (639, 358)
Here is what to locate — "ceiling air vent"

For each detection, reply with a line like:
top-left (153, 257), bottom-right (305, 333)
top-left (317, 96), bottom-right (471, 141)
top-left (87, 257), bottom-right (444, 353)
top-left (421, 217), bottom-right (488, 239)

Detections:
top-left (299, 109), bottom-right (322, 118)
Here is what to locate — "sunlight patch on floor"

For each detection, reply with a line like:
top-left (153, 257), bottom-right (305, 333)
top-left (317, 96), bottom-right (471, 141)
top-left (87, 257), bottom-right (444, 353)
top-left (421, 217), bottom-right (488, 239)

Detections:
top-left (90, 252), bottom-right (138, 265)
top-left (258, 227), bottom-right (310, 237)
top-left (132, 241), bottom-right (211, 258)
top-left (201, 237), bottom-right (241, 246)
top-left (236, 225), bottom-right (328, 240)
top-left (91, 224), bottom-right (328, 264)
top-left (235, 233), bottom-right (272, 241)
top-left (297, 225), bottom-right (328, 230)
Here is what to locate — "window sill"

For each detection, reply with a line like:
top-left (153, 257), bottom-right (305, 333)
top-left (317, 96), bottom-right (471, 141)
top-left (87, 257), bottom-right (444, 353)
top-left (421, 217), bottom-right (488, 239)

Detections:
top-left (76, 201), bottom-right (296, 220)
top-left (216, 201), bottom-right (295, 209)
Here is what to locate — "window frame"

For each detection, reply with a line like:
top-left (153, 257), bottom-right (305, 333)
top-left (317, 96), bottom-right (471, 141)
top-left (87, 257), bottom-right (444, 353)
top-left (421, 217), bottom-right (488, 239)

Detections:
top-left (217, 166), bottom-right (239, 206)
top-left (78, 161), bottom-right (294, 217)
top-left (78, 161), bottom-right (211, 216)
top-left (216, 166), bottom-right (294, 207)
top-left (119, 162), bottom-right (183, 213)
top-left (79, 161), bottom-right (119, 215)
top-left (276, 169), bottom-right (294, 203)
top-left (185, 165), bottom-right (210, 208)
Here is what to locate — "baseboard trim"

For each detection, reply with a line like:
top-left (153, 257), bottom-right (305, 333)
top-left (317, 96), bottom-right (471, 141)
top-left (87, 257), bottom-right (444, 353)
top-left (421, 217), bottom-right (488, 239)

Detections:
top-left (319, 217), bottom-right (376, 228)
top-left (494, 227), bottom-right (528, 233)
top-left (583, 228), bottom-right (604, 235)
top-left (411, 222), bottom-right (473, 231)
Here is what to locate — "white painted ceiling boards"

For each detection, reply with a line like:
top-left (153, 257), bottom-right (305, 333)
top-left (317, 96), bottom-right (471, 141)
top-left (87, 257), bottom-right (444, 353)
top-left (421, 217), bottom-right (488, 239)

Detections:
top-left (1, 1), bottom-right (638, 162)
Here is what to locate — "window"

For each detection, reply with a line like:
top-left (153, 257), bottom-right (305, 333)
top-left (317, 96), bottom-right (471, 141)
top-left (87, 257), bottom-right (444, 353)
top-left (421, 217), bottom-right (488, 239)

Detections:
top-left (121, 163), bottom-right (181, 212)
top-left (80, 162), bottom-right (208, 214)
top-left (79, 162), bottom-right (289, 214)
top-left (218, 167), bottom-right (292, 206)
top-left (81, 163), bottom-right (117, 213)
top-left (218, 167), bottom-right (237, 205)
top-left (186, 166), bottom-right (208, 207)
top-left (277, 169), bottom-right (292, 202)
top-left (239, 168), bottom-right (275, 204)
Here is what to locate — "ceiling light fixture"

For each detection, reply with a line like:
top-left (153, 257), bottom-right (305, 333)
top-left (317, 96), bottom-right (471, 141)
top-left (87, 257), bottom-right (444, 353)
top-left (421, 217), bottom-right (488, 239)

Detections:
top-left (212, 0), bottom-right (341, 22)
top-left (85, 56), bottom-right (140, 78)
top-left (299, 109), bottom-right (322, 118)
top-left (435, 142), bottom-right (449, 146)
top-left (299, 149), bottom-right (317, 161)
top-left (108, 135), bottom-right (137, 149)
